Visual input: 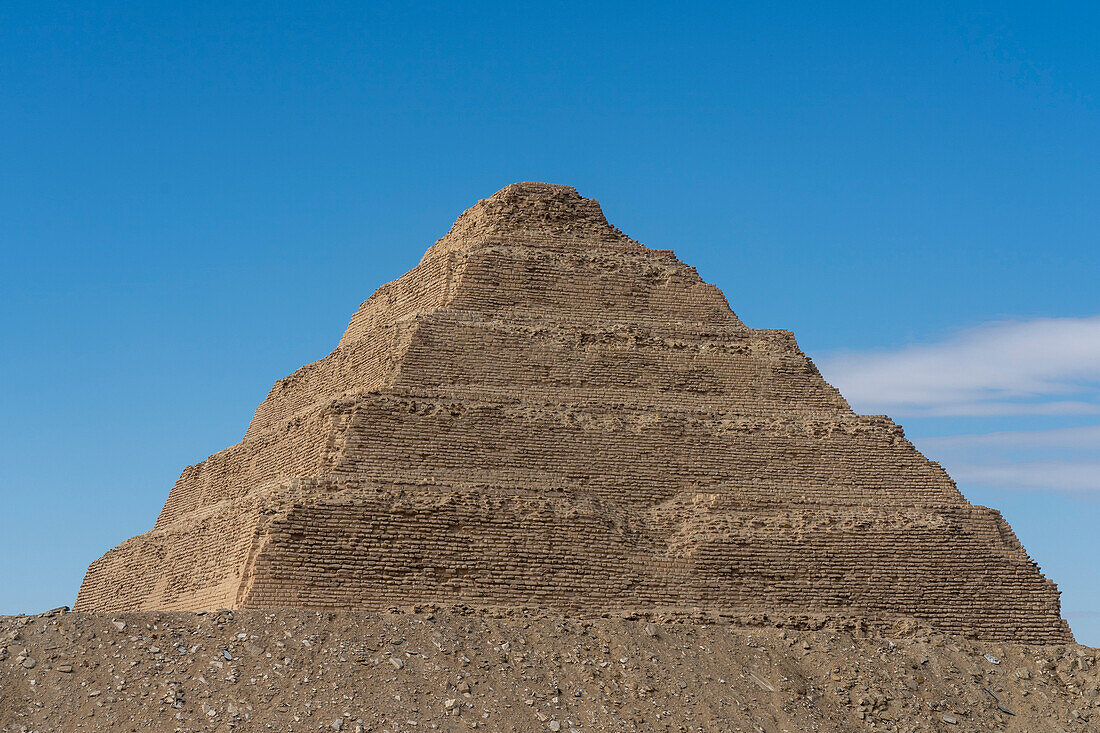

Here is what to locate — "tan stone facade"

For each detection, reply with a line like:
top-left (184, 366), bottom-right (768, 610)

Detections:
top-left (75, 182), bottom-right (1072, 643)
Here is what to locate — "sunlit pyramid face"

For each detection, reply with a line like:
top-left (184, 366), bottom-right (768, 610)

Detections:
top-left (76, 183), bottom-right (1071, 645)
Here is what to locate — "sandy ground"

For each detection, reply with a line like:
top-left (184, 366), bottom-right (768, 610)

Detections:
top-left (1, 607), bottom-right (1096, 732)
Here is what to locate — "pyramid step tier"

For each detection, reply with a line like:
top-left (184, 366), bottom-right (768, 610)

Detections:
top-left (247, 316), bottom-right (845, 439)
top-left (338, 240), bottom-right (739, 348)
top-left (162, 390), bottom-right (963, 529)
top-left (77, 481), bottom-right (1068, 644)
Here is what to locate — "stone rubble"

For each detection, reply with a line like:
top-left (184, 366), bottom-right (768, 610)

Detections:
top-left (1, 609), bottom-right (1096, 732)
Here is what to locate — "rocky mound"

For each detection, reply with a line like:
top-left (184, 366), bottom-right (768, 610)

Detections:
top-left (1, 608), bottom-right (1096, 732)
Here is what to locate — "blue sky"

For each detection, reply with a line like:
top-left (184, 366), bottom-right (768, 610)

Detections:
top-left (2, 2), bottom-right (1097, 645)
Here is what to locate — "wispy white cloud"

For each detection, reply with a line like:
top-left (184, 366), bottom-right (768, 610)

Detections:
top-left (919, 425), bottom-right (1100, 451)
top-left (910, 426), bottom-right (1100, 493)
top-left (934, 459), bottom-right (1100, 492)
top-left (818, 316), bottom-right (1100, 417)
top-left (819, 319), bottom-right (1100, 492)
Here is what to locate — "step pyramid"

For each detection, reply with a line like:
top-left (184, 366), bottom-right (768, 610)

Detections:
top-left (75, 183), bottom-right (1071, 643)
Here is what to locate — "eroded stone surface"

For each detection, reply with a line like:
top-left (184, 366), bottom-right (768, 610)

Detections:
top-left (75, 183), bottom-right (1071, 644)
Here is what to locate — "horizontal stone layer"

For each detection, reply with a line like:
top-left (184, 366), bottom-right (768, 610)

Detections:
top-left (160, 390), bottom-right (960, 521)
top-left (329, 392), bottom-right (962, 507)
top-left (239, 487), bottom-right (1069, 643)
top-left (252, 314), bottom-right (841, 439)
top-left (339, 241), bottom-right (739, 348)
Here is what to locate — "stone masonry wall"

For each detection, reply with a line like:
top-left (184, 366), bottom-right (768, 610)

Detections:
top-left (239, 488), bottom-right (1068, 643)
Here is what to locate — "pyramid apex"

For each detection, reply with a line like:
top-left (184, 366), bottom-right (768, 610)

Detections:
top-left (432, 182), bottom-right (632, 252)
top-left (489, 181), bottom-right (581, 197)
